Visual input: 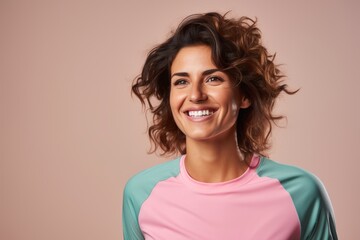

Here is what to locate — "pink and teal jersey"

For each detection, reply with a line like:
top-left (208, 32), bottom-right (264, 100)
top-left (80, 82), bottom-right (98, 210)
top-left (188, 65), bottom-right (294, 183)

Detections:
top-left (122, 155), bottom-right (337, 239)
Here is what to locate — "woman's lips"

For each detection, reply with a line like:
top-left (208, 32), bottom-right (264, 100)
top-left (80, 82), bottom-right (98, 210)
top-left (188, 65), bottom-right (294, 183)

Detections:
top-left (186, 109), bottom-right (214, 118)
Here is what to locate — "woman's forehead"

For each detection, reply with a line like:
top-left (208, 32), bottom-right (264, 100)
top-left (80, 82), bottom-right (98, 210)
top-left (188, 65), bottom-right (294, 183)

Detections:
top-left (171, 45), bottom-right (216, 73)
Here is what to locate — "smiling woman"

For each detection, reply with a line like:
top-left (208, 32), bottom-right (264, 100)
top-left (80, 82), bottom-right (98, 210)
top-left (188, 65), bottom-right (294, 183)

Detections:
top-left (170, 45), bottom-right (249, 146)
top-left (123, 12), bottom-right (337, 240)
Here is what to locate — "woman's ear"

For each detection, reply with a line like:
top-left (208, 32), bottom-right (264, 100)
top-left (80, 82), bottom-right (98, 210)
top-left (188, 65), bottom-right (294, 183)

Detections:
top-left (239, 96), bottom-right (251, 109)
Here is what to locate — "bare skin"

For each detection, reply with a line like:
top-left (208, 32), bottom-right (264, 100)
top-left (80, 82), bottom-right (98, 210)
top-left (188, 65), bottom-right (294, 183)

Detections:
top-left (170, 45), bottom-right (250, 183)
top-left (185, 126), bottom-right (248, 183)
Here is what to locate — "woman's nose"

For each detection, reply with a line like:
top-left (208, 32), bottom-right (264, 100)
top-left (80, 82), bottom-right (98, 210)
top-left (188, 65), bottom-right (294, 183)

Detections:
top-left (189, 83), bottom-right (208, 103)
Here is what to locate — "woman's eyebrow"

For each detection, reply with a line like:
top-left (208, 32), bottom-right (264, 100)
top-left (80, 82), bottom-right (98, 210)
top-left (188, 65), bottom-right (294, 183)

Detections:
top-left (202, 68), bottom-right (221, 76)
top-left (171, 68), bottom-right (221, 79)
top-left (171, 72), bottom-right (189, 79)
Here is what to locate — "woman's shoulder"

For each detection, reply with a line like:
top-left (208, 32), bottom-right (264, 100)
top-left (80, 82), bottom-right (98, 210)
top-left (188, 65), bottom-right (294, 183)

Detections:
top-left (256, 157), bottom-right (335, 220)
top-left (256, 156), bottom-right (324, 192)
top-left (256, 158), bottom-right (337, 238)
top-left (124, 156), bottom-right (182, 198)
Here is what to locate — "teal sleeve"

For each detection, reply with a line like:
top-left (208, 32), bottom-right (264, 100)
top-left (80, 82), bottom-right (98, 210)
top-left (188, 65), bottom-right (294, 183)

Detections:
top-left (122, 180), bottom-right (145, 240)
top-left (257, 158), bottom-right (338, 240)
top-left (294, 173), bottom-right (337, 240)
top-left (122, 158), bottom-right (181, 240)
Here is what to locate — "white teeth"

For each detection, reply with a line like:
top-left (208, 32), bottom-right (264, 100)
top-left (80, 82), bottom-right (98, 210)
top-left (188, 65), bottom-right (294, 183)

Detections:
top-left (188, 110), bottom-right (213, 117)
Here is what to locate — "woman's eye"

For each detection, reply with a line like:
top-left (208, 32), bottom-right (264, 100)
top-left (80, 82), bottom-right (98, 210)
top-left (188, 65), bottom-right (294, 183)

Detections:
top-left (173, 79), bottom-right (188, 86)
top-left (206, 76), bottom-right (223, 84)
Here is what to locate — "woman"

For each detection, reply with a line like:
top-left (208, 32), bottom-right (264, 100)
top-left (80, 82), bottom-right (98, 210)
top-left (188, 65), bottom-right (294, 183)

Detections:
top-left (123, 12), bottom-right (337, 239)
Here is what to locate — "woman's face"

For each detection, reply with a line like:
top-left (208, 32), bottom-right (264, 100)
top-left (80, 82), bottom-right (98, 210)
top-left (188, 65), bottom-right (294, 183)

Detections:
top-left (169, 45), bottom-right (249, 142)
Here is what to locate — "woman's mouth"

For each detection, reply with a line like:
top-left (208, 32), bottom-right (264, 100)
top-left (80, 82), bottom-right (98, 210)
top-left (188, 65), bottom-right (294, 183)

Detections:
top-left (186, 110), bottom-right (215, 118)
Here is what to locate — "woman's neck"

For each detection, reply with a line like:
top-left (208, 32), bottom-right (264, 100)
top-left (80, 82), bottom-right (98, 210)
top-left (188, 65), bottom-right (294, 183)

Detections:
top-left (184, 132), bottom-right (248, 183)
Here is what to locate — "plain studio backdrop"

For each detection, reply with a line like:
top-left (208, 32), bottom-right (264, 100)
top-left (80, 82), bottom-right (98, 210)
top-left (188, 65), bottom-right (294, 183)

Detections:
top-left (0, 0), bottom-right (359, 239)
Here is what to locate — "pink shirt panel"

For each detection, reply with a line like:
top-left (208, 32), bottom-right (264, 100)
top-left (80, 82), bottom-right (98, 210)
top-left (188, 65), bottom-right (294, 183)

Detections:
top-left (138, 155), bottom-right (301, 240)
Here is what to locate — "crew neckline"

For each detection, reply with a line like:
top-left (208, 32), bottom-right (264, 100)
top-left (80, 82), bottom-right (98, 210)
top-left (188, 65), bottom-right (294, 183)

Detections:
top-left (179, 154), bottom-right (261, 193)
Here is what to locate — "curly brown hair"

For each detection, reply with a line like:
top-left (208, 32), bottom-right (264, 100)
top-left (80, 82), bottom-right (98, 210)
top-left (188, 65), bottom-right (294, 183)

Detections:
top-left (132, 12), bottom-right (296, 158)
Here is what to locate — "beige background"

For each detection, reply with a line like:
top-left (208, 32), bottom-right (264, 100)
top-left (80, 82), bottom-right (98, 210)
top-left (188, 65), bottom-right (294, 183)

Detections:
top-left (1, 0), bottom-right (359, 239)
